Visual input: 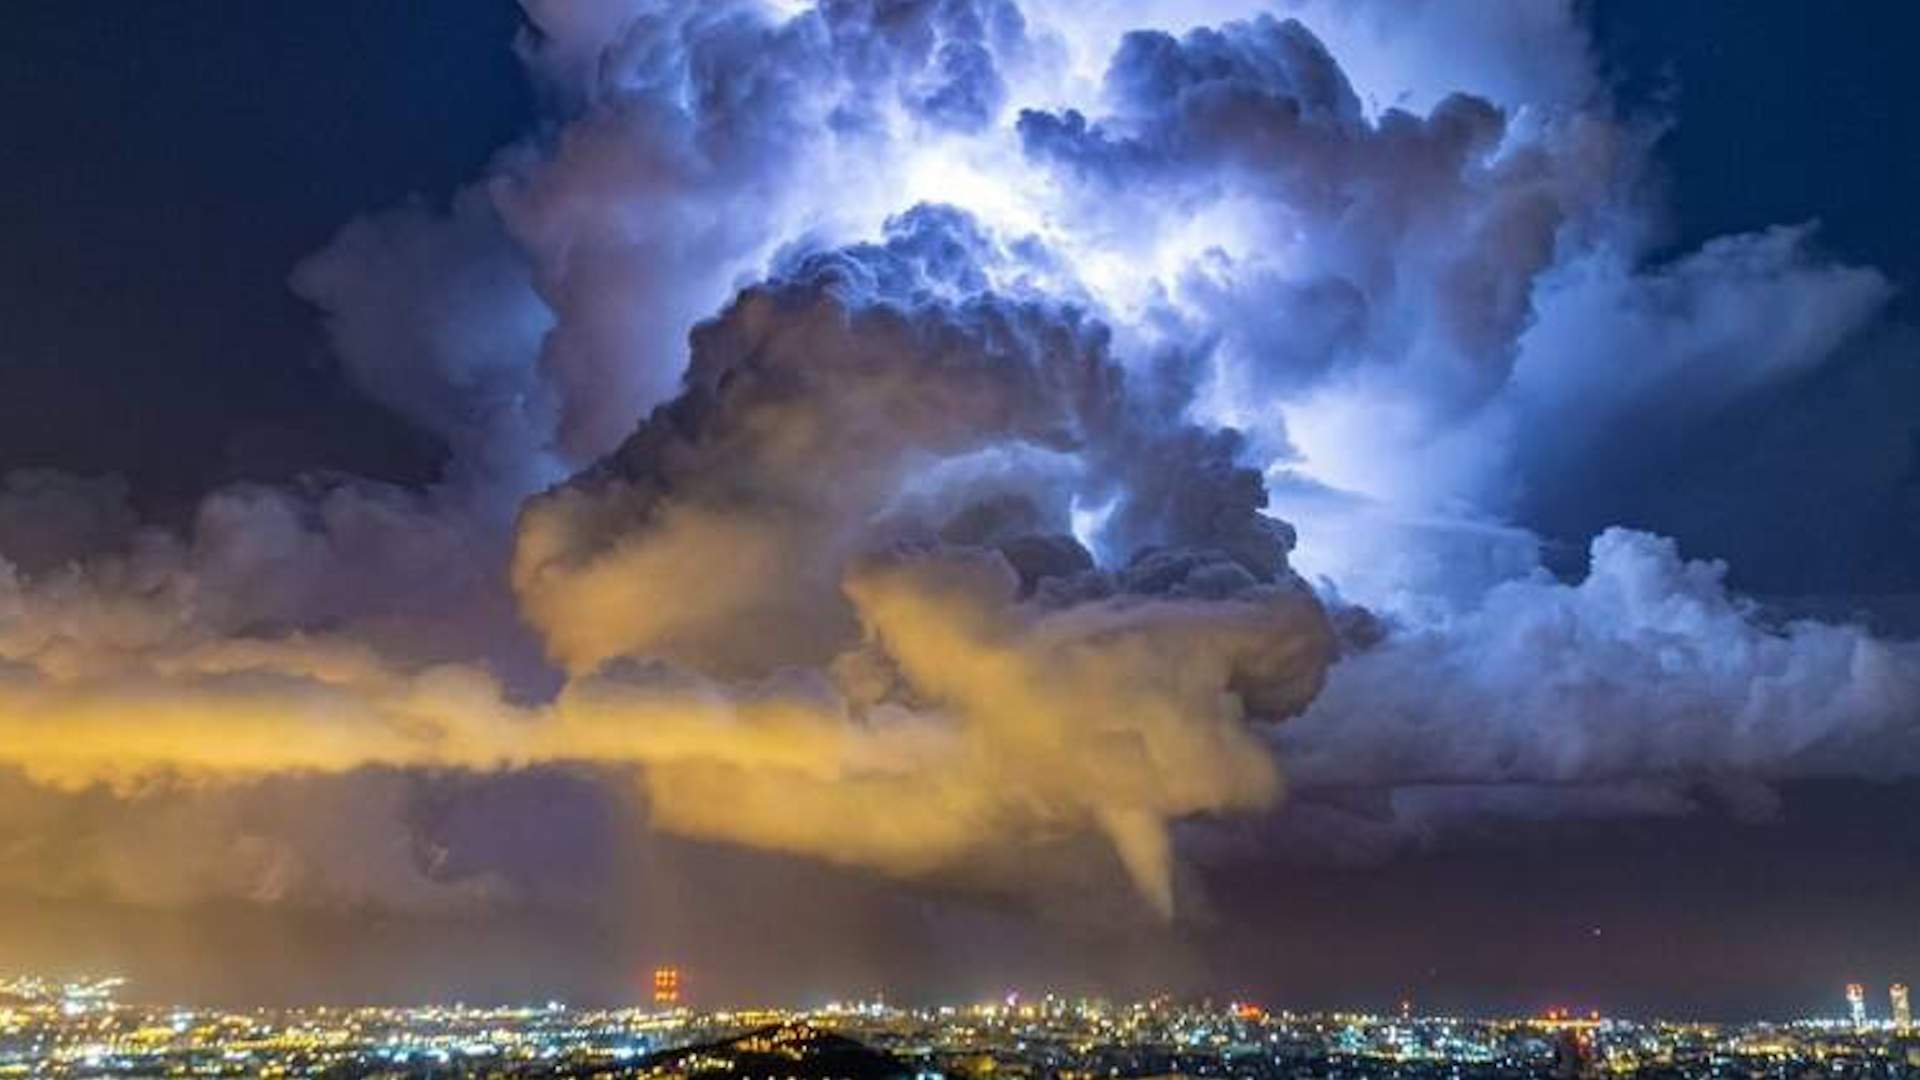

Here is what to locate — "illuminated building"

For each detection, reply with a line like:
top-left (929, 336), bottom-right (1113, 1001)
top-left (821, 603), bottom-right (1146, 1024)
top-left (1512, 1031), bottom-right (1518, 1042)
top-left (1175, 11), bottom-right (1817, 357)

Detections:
top-left (1847, 982), bottom-right (1866, 1029)
top-left (653, 966), bottom-right (682, 1008)
top-left (1894, 983), bottom-right (1912, 1031)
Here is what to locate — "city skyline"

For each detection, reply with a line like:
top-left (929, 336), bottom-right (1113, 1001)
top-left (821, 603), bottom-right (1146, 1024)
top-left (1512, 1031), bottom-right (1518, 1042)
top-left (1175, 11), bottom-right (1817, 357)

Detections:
top-left (2, 0), bottom-right (1919, 1024)
top-left (12, 973), bottom-right (1920, 1026)
top-left (7, 973), bottom-right (1920, 1077)
top-left (13, 972), bottom-right (1920, 1031)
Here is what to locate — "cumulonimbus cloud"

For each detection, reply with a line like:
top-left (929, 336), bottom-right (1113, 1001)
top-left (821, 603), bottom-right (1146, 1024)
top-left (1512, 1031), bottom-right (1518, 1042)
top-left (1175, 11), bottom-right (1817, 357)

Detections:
top-left (2, 0), bottom-right (1915, 919)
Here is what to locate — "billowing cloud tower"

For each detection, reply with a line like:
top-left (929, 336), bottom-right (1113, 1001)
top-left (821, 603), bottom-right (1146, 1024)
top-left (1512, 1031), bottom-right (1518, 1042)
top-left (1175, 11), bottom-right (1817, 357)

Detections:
top-left (0, 0), bottom-right (1915, 934)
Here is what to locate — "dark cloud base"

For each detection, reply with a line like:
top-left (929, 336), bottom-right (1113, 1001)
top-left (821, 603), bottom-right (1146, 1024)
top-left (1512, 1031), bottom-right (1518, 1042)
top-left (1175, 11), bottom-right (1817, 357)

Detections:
top-left (6, 780), bottom-right (1913, 1018)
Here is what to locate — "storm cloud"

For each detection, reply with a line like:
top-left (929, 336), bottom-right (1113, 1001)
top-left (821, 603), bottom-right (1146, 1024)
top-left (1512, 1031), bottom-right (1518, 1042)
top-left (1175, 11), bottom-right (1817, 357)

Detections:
top-left (2, 0), bottom-right (1916, 933)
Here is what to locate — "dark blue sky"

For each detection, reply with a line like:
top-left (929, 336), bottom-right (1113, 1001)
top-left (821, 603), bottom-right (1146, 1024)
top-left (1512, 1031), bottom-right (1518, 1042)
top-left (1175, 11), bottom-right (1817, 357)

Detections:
top-left (0, 0), bottom-right (532, 508)
top-left (1566, 1), bottom-right (1920, 597)
top-left (1593, 0), bottom-right (1915, 293)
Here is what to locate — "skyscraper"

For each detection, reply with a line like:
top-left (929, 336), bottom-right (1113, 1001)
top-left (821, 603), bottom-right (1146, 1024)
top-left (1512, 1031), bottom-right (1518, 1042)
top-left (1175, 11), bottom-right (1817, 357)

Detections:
top-left (1847, 983), bottom-right (1867, 1030)
top-left (1893, 984), bottom-right (1912, 1031)
top-left (653, 967), bottom-right (682, 1008)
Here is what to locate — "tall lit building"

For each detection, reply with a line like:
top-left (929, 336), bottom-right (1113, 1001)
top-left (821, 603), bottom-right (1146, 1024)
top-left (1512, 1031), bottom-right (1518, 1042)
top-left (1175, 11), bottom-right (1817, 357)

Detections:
top-left (1893, 984), bottom-right (1912, 1031)
top-left (653, 967), bottom-right (682, 1008)
top-left (1847, 983), bottom-right (1866, 1029)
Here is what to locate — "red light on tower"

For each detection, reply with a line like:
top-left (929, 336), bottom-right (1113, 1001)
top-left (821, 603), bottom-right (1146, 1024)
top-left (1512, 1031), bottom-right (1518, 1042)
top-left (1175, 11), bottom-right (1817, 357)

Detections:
top-left (653, 966), bottom-right (681, 1008)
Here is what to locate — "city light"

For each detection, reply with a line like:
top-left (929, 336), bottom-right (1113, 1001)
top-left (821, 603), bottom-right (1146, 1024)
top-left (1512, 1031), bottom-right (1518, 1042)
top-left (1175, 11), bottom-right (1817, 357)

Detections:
top-left (5, 976), bottom-right (1920, 1078)
top-left (654, 967), bottom-right (683, 1009)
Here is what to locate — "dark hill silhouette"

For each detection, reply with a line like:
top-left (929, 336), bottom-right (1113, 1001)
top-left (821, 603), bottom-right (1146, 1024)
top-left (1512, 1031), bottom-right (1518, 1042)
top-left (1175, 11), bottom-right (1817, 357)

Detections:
top-left (466, 1021), bottom-right (911, 1080)
top-left (629, 1022), bottom-right (911, 1080)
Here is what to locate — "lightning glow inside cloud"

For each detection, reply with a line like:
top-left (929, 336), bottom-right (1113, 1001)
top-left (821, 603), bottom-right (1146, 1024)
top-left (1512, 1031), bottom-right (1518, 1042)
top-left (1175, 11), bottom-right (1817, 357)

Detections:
top-left (0, 0), bottom-right (1912, 921)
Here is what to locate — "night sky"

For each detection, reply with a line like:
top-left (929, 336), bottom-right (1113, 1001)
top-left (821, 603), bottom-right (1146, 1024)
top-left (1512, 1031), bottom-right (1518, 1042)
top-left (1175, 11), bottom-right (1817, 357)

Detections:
top-left (1, 0), bottom-right (1918, 1019)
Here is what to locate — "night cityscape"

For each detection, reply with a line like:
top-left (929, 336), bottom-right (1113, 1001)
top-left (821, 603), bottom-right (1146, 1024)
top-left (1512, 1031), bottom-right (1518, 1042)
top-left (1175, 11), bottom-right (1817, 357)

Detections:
top-left (7, 975), bottom-right (1920, 1078)
top-left (4, 0), bottom-right (1920, 1072)
top-left (11, 968), bottom-right (1920, 1076)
